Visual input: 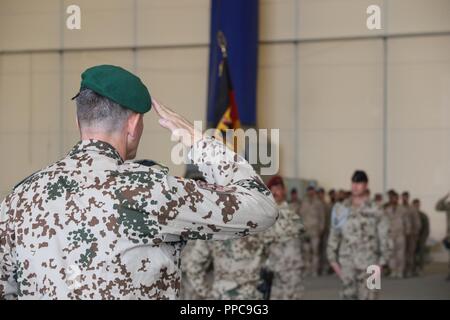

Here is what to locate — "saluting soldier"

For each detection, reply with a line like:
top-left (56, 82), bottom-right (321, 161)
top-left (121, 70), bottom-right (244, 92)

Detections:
top-left (0, 65), bottom-right (278, 299)
top-left (435, 193), bottom-right (450, 281)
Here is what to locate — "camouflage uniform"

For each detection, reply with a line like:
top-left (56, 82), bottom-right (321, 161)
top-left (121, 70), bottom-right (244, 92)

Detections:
top-left (299, 197), bottom-right (325, 276)
top-left (385, 204), bottom-right (409, 278)
top-left (327, 199), bottom-right (391, 300)
top-left (0, 138), bottom-right (277, 299)
top-left (265, 201), bottom-right (305, 300)
top-left (402, 204), bottom-right (422, 276)
top-left (415, 210), bottom-right (429, 274)
top-left (180, 240), bottom-right (207, 300)
top-left (435, 195), bottom-right (450, 277)
top-left (319, 200), bottom-right (333, 275)
top-left (183, 232), bottom-right (270, 300)
top-left (289, 200), bottom-right (301, 218)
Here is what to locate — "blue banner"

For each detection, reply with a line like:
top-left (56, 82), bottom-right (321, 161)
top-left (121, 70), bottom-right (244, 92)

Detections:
top-left (207, 0), bottom-right (259, 127)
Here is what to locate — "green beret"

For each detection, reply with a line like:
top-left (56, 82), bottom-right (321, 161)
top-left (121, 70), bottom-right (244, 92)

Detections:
top-left (74, 65), bottom-right (151, 114)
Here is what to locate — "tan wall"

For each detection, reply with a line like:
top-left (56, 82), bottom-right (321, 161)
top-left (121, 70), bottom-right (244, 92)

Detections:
top-left (1, 0), bottom-right (450, 241)
top-left (258, 0), bottom-right (450, 242)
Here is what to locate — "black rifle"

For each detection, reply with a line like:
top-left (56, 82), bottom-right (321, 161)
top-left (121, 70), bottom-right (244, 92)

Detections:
top-left (257, 268), bottom-right (274, 300)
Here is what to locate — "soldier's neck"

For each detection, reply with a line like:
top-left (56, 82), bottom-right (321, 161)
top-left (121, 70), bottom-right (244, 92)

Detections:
top-left (80, 132), bottom-right (127, 161)
top-left (352, 195), bottom-right (366, 208)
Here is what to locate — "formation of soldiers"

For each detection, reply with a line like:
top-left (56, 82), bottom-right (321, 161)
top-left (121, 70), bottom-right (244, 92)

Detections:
top-left (297, 187), bottom-right (432, 280)
top-left (296, 186), bottom-right (433, 280)
top-left (382, 190), bottom-right (430, 278)
top-left (181, 170), bottom-right (450, 300)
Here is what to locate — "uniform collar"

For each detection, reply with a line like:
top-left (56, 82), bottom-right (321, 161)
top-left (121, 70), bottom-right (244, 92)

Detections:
top-left (344, 198), bottom-right (371, 210)
top-left (68, 139), bottom-right (124, 164)
top-left (278, 200), bottom-right (289, 208)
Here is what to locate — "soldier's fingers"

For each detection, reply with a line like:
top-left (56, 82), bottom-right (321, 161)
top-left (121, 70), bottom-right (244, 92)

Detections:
top-left (155, 98), bottom-right (179, 118)
top-left (152, 98), bottom-right (163, 116)
top-left (158, 118), bottom-right (178, 132)
top-left (166, 124), bottom-right (195, 147)
top-left (152, 98), bottom-right (171, 120)
top-left (158, 101), bottom-right (177, 116)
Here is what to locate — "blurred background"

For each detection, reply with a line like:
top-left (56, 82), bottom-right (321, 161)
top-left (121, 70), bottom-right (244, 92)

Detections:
top-left (0, 0), bottom-right (449, 262)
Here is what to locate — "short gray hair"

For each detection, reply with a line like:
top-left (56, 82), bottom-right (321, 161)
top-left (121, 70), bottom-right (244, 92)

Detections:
top-left (76, 88), bottom-right (134, 132)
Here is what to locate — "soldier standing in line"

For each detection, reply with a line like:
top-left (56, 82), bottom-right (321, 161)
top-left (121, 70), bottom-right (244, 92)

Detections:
top-left (337, 190), bottom-right (347, 203)
top-left (317, 188), bottom-right (332, 276)
top-left (180, 240), bottom-right (207, 300)
top-left (401, 191), bottom-right (422, 277)
top-left (374, 193), bottom-right (384, 209)
top-left (412, 199), bottom-right (429, 276)
top-left (328, 189), bottom-right (337, 206)
top-left (327, 170), bottom-right (391, 300)
top-left (300, 186), bottom-right (325, 276)
top-left (265, 176), bottom-right (305, 299)
top-left (290, 188), bottom-right (300, 205)
top-left (182, 231), bottom-right (271, 300)
top-left (386, 191), bottom-right (408, 278)
top-left (289, 188), bottom-right (302, 218)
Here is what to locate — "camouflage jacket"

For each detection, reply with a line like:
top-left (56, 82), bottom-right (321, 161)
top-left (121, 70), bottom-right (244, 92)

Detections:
top-left (418, 211), bottom-right (430, 243)
top-left (183, 233), bottom-right (269, 300)
top-left (265, 201), bottom-right (305, 272)
top-left (0, 138), bottom-right (277, 300)
top-left (265, 201), bottom-right (304, 244)
top-left (320, 200), bottom-right (333, 234)
top-left (327, 199), bottom-right (391, 269)
top-left (299, 197), bottom-right (325, 235)
top-left (401, 204), bottom-right (422, 236)
top-left (179, 240), bottom-right (208, 300)
top-left (385, 204), bottom-right (409, 236)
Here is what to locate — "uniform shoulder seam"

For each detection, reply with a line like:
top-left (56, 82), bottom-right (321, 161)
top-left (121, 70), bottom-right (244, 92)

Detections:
top-left (13, 170), bottom-right (42, 191)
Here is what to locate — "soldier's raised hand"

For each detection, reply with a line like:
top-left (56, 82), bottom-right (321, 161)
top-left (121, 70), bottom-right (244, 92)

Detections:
top-left (152, 98), bottom-right (203, 147)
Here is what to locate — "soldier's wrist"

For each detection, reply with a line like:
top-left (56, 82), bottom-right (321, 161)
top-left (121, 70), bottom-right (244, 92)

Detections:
top-left (187, 136), bottom-right (214, 163)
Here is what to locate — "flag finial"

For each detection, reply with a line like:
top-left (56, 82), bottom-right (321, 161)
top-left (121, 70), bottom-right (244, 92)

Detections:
top-left (217, 31), bottom-right (228, 58)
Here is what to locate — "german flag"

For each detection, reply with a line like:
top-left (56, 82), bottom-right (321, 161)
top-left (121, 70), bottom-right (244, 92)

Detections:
top-left (213, 56), bottom-right (241, 132)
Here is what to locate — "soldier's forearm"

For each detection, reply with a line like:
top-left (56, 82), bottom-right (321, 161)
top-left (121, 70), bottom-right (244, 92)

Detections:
top-left (189, 137), bottom-right (260, 186)
top-left (435, 194), bottom-right (450, 210)
top-left (187, 137), bottom-right (278, 236)
top-left (436, 199), bottom-right (450, 212)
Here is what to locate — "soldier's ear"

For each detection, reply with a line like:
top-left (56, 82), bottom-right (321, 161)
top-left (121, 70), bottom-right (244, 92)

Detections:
top-left (127, 112), bottom-right (142, 138)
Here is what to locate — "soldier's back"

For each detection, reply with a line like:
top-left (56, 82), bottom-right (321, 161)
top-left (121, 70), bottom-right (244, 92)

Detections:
top-left (1, 140), bottom-right (184, 299)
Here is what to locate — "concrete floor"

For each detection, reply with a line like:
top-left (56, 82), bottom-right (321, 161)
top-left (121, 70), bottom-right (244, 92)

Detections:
top-left (303, 263), bottom-right (450, 300)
